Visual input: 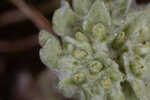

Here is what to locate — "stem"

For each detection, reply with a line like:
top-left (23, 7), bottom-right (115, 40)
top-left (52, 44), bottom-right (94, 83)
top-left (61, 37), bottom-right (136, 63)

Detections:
top-left (9, 0), bottom-right (52, 33)
top-left (0, 35), bottom-right (39, 53)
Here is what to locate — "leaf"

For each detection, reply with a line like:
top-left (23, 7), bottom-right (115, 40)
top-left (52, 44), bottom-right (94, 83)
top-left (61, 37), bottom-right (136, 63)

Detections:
top-left (52, 1), bottom-right (80, 37)
top-left (111, 0), bottom-right (132, 17)
top-left (59, 78), bottom-right (79, 98)
top-left (72, 0), bottom-right (95, 16)
top-left (109, 85), bottom-right (126, 100)
top-left (129, 79), bottom-right (150, 100)
top-left (40, 35), bottom-right (62, 68)
top-left (110, 0), bottom-right (132, 30)
top-left (82, 0), bottom-right (111, 33)
top-left (39, 30), bottom-right (53, 47)
top-left (125, 10), bottom-right (150, 36)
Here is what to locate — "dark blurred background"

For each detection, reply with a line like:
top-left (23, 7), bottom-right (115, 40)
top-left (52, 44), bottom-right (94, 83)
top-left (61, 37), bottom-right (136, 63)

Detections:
top-left (0, 0), bottom-right (149, 100)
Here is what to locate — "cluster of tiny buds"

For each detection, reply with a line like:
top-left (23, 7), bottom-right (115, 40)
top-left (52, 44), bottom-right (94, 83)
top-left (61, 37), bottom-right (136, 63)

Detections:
top-left (74, 49), bottom-right (87, 59)
top-left (71, 24), bottom-right (108, 85)
top-left (72, 61), bottom-right (104, 84)
top-left (39, 0), bottom-right (150, 99)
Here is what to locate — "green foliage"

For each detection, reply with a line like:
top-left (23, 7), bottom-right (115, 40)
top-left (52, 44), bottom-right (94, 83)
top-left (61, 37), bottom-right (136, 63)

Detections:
top-left (39, 0), bottom-right (150, 100)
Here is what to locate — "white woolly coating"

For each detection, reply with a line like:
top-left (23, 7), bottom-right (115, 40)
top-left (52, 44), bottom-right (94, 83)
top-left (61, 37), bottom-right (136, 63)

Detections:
top-left (39, 0), bottom-right (150, 100)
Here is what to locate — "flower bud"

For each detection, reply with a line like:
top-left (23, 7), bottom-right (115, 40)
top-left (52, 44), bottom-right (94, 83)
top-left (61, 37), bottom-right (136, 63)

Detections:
top-left (130, 57), bottom-right (144, 77)
top-left (112, 32), bottom-right (126, 49)
top-left (73, 73), bottom-right (85, 84)
top-left (89, 61), bottom-right (103, 74)
top-left (75, 32), bottom-right (88, 42)
top-left (74, 49), bottom-right (87, 59)
top-left (92, 23), bottom-right (106, 41)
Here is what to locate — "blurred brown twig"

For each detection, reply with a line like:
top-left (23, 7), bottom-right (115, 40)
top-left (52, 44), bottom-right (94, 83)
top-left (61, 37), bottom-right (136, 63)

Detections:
top-left (0, 0), bottom-right (57, 53)
top-left (0, 10), bottom-right (25, 27)
top-left (0, 0), bottom-right (59, 27)
top-left (9, 0), bottom-right (52, 32)
top-left (0, 35), bottom-right (38, 53)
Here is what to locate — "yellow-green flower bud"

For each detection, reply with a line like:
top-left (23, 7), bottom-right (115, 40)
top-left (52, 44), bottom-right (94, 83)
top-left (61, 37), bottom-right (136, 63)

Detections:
top-left (103, 78), bottom-right (111, 87)
top-left (73, 73), bottom-right (85, 84)
top-left (130, 57), bottom-right (144, 77)
top-left (75, 32), bottom-right (88, 42)
top-left (112, 32), bottom-right (126, 49)
top-left (74, 49), bottom-right (87, 59)
top-left (92, 23), bottom-right (106, 41)
top-left (89, 61), bottom-right (103, 74)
